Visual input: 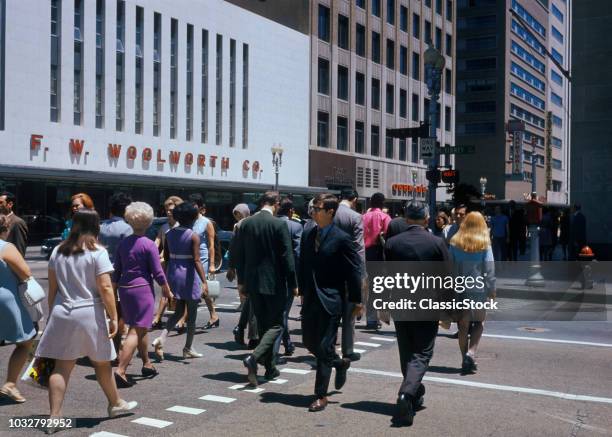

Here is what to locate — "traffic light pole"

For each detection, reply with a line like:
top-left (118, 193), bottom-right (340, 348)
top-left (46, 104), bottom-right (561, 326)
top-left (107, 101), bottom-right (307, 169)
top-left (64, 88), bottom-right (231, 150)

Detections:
top-left (426, 62), bottom-right (442, 230)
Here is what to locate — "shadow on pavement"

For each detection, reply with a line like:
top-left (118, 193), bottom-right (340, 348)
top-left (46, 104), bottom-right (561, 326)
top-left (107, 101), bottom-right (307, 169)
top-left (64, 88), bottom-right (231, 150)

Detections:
top-left (427, 365), bottom-right (461, 374)
top-left (341, 400), bottom-right (396, 417)
top-left (201, 371), bottom-right (245, 383)
top-left (224, 352), bottom-right (251, 361)
top-left (259, 392), bottom-right (335, 409)
top-left (207, 341), bottom-right (248, 352)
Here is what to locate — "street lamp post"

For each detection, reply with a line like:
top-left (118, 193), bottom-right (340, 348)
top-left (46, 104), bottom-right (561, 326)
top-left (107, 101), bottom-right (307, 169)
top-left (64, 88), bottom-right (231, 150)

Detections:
top-left (479, 176), bottom-right (487, 212)
top-left (424, 46), bottom-right (445, 228)
top-left (271, 144), bottom-right (284, 192)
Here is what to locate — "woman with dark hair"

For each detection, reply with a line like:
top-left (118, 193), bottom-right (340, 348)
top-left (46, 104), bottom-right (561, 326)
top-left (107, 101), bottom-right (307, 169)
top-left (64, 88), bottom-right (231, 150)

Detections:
top-left (152, 202), bottom-right (208, 360)
top-left (0, 215), bottom-right (36, 403)
top-left (36, 209), bottom-right (137, 419)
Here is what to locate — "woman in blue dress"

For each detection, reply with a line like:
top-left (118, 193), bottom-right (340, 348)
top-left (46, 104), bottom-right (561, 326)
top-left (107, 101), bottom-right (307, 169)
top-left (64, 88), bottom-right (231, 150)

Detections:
top-left (0, 215), bottom-right (36, 403)
top-left (449, 212), bottom-right (496, 374)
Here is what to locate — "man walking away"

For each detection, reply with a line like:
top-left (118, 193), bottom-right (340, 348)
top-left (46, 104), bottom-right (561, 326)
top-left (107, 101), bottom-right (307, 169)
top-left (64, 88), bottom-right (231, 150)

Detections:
top-left (99, 192), bottom-right (133, 263)
top-left (234, 192), bottom-right (297, 385)
top-left (0, 192), bottom-right (28, 257)
top-left (384, 201), bottom-right (451, 426)
top-left (490, 206), bottom-right (509, 261)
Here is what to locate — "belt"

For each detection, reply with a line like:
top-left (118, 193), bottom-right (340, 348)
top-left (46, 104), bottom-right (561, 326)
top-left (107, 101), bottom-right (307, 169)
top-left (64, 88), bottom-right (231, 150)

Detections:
top-left (170, 254), bottom-right (193, 260)
top-left (60, 297), bottom-right (103, 310)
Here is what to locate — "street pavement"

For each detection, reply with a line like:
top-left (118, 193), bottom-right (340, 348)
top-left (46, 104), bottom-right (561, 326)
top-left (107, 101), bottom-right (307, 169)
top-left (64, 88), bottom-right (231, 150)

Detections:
top-left (0, 248), bottom-right (611, 436)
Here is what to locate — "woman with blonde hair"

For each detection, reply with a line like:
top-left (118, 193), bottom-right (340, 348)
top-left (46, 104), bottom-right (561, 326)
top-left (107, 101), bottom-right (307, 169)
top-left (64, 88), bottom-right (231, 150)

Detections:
top-left (449, 211), bottom-right (496, 374)
top-left (112, 202), bottom-right (172, 387)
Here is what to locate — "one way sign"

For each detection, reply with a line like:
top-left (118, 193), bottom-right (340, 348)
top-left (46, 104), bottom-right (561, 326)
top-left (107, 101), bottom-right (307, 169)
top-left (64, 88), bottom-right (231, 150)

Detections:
top-left (420, 138), bottom-right (436, 160)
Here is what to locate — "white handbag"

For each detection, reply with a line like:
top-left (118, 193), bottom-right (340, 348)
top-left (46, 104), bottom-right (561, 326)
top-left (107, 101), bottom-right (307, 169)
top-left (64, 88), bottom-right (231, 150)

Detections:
top-left (206, 273), bottom-right (221, 300)
top-left (18, 277), bottom-right (45, 322)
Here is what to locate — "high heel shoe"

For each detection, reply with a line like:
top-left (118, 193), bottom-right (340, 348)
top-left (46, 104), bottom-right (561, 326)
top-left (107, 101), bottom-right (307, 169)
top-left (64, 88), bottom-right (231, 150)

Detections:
top-left (203, 318), bottom-right (220, 329)
top-left (152, 337), bottom-right (164, 361)
top-left (182, 347), bottom-right (203, 358)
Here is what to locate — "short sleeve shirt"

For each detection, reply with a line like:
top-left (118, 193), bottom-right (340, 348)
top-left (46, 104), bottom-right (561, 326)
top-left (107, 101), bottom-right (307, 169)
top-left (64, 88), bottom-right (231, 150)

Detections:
top-left (49, 245), bottom-right (114, 302)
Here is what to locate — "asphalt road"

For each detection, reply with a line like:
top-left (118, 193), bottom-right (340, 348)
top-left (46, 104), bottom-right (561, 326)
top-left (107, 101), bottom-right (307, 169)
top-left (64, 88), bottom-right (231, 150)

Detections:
top-left (0, 249), bottom-right (611, 436)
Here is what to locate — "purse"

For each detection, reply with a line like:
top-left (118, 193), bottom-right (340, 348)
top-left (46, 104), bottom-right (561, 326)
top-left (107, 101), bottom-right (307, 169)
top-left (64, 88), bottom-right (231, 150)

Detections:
top-left (206, 273), bottom-right (221, 300)
top-left (18, 277), bottom-right (45, 322)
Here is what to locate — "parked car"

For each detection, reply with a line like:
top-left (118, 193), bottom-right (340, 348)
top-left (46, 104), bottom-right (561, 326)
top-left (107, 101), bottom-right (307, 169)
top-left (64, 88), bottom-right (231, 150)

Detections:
top-left (41, 235), bottom-right (62, 260)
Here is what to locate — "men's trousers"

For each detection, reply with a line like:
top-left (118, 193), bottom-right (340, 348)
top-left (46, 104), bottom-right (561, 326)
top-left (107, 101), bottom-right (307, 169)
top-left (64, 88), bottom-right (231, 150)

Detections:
top-left (393, 320), bottom-right (438, 398)
top-left (238, 295), bottom-right (258, 340)
top-left (251, 292), bottom-right (284, 371)
top-left (341, 294), bottom-right (355, 357)
top-left (272, 290), bottom-right (294, 356)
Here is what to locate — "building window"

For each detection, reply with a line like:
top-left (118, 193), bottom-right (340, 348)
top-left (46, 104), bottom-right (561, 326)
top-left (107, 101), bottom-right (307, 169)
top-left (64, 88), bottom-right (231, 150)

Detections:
top-left (371, 125), bottom-right (380, 156)
top-left (229, 38), bottom-right (236, 147)
top-left (318, 58), bottom-right (330, 95)
top-left (338, 65), bottom-right (349, 101)
top-left (445, 106), bottom-right (451, 131)
top-left (372, 0), bottom-right (381, 17)
top-left (425, 20), bottom-right (432, 44)
top-left (511, 20), bottom-right (545, 56)
top-left (463, 57), bottom-right (496, 70)
top-left (400, 45), bottom-right (407, 75)
top-left (135, 7), bottom-right (144, 134)
top-left (386, 83), bottom-right (394, 114)
top-left (465, 101), bottom-right (496, 113)
top-left (153, 13), bottom-right (161, 137)
top-left (73, 0), bottom-right (83, 126)
top-left (411, 93), bottom-right (419, 121)
top-left (552, 136), bottom-right (562, 148)
top-left (552, 4), bottom-right (564, 23)
top-left (552, 26), bottom-right (563, 44)
top-left (465, 36), bottom-right (496, 50)
top-left (372, 31), bottom-right (381, 63)
top-left (399, 88), bottom-right (407, 118)
top-left (445, 69), bottom-right (452, 94)
top-left (435, 0), bottom-right (442, 15)
top-left (510, 104), bottom-right (545, 128)
top-left (356, 0), bottom-right (366, 9)
top-left (411, 52), bottom-right (420, 80)
top-left (356, 23), bottom-right (366, 56)
top-left (355, 121), bottom-right (365, 153)
top-left (170, 19), bottom-right (178, 139)
top-left (94, 0), bottom-right (104, 128)
top-left (435, 27), bottom-right (442, 50)
top-left (371, 78), bottom-right (380, 110)
top-left (399, 139), bottom-right (407, 161)
top-left (461, 122), bottom-right (495, 134)
top-left (387, 0), bottom-right (395, 25)
top-left (552, 180), bottom-right (562, 192)
top-left (116, 0), bottom-right (125, 131)
top-left (552, 159), bottom-right (562, 170)
top-left (400, 6), bottom-right (408, 31)
top-left (215, 34), bottom-right (223, 145)
top-left (411, 139), bottom-right (419, 162)
top-left (446, 0), bottom-right (453, 21)
top-left (50, 0), bottom-right (61, 123)
top-left (551, 70), bottom-right (563, 86)
top-left (186, 25), bottom-right (195, 141)
top-left (445, 33), bottom-right (452, 56)
top-left (318, 5), bottom-right (330, 42)
top-left (242, 43), bottom-right (248, 148)
top-left (413, 13), bottom-right (420, 39)
top-left (511, 0), bottom-right (546, 37)
top-left (317, 111), bottom-right (329, 147)
top-left (338, 15), bottom-right (349, 50)
top-left (337, 116), bottom-right (348, 151)
top-left (356, 72), bottom-right (365, 105)
top-left (425, 0), bottom-right (431, 7)
top-left (552, 114), bottom-right (562, 127)
top-left (386, 39), bottom-right (394, 69)
top-left (201, 30), bottom-right (209, 143)
top-left (511, 62), bottom-right (545, 92)
top-left (458, 15), bottom-right (496, 29)
top-left (552, 48), bottom-right (563, 64)
top-left (511, 41), bottom-right (545, 74)
top-left (386, 136), bottom-right (394, 159)
top-left (511, 82), bottom-right (545, 110)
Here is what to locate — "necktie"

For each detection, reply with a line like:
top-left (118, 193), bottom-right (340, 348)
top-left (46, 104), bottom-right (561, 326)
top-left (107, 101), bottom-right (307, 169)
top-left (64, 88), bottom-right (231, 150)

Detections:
top-left (315, 227), bottom-right (321, 253)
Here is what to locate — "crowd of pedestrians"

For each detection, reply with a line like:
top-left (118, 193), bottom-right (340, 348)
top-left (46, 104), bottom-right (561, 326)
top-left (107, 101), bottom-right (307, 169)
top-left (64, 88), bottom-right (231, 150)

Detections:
top-left (0, 187), bottom-right (592, 429)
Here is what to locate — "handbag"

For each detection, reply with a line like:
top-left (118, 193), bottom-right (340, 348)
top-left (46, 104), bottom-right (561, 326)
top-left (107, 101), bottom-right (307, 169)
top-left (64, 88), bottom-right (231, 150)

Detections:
top-left (206, 273), bottom-right (221, 299)
top-left (18, 277), bottom-right (45, 322)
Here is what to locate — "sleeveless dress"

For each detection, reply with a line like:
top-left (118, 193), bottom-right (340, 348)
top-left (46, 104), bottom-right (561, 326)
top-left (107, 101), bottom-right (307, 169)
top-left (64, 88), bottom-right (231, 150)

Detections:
top-left (0, 240), bottom-right (36, 342)
top-left (166, 227), bottom-right (201, 301)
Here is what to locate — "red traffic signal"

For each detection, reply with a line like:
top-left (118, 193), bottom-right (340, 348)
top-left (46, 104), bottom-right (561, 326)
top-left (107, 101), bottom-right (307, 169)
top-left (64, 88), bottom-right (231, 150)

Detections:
top-left (441, 169), bottom-right (459, 184)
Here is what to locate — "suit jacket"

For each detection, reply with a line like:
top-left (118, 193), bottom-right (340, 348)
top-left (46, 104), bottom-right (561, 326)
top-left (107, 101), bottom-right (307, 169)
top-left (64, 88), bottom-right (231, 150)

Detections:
top-left (233, 210), bottom-right (297, 297)
top-left (333, 203), bottom-right (365, 264)
top-left (7, 213), bottom-right (28, 257)
top-left (278, 215), bottom-right (302, 262)
top-left (385, 224), bottom-right (450, 262)
top-left (299, 224), bottom-right (362, 316)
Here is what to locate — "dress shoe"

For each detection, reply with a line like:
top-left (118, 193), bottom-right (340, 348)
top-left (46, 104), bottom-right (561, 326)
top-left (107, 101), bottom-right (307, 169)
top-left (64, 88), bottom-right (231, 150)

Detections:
top-left (334, 358), bottom-right (351, 390)
top-left (233, 326), bottom-right (246, 345)
top-left (108, 399), bottom-right (138, 418)
top-left (203, 318), bottom-right (220, 329)
top-left (183, 347), bottom-right (203, 358)
top-left (393, 393), bottom-right (414, 426)
top-left (243, 355), bottom-right (258, 386)
top-left (343, 352), bottom-right (361, 362)
top-left (264, 368), bottom-right (280, 380)
top-left (247, 339), bottom-right (260, 349)
top-left (461, 354), bottom-right (477, 374)
top-left (413, 384), bottom-right (426, 410)
top-left (141, 366), bottom-right (158, 377)
top-left (284, 344), bottom-right (295, 356)
top-left (114, 372), bottom-right (134, 388)
top-left (176, 324), bottom-right (186, 334)
top-left (275, 356), bottom-right (287, 365)
top-left (308, 397), bottom-right (328, 412)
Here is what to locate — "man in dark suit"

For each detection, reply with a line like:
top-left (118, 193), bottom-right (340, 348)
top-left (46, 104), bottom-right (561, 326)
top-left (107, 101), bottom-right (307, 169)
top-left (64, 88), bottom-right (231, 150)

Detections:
top-left (0, 191), bottom-right (28, 257)
top-left (233, 192), bottom-right (298, 385)
top-left (299, 193), bottom-right (363, 412)
top-left (384, 200), bottom-right (451, 426)
top-left (273, 197), bottom-right (302, 360)
top-left (333, 189), bottom-right (365, 362)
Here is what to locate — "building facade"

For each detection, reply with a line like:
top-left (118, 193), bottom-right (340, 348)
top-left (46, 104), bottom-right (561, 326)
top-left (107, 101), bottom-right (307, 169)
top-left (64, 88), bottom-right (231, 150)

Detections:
top-left (0, 0), bottom-right (310, 235)
top-left (455, 0), bottom-right (571, 204)
top-left (308, 0), bottom-right (456, 210)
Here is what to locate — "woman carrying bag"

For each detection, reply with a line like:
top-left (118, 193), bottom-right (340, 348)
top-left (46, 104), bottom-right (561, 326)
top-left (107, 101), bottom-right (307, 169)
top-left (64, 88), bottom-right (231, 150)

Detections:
top-left (35, 209), bottom-right (137, 419)
top-left (0, 215), bottom-right (37, 403)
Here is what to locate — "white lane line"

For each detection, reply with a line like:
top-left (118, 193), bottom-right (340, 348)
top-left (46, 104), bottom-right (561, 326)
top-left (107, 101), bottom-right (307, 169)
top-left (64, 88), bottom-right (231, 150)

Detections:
top-left (370, 336), bottom-right (396, 342)
top-left (337, 348), bottom-right (367, 354)
top-left (231, 301), bottom-right (242, 304)
top-left (199, 394), bottom-right (236, 403)
top-left (214, 303), bottom-right (237, 308)
top-left (355, 341), bottom-right (381, 348)
top-left (349, 367), bottom-right (612, 405)
top-left (228, 384), bottom-right (265, 393)
top-left (267, 378), bottom-right (288, 384)
top-left (482, 334), bottom-right (612, 348)
top-left (131, 417), bottom-right (173, 428)
top-left (280, 368), bottom-right (312, 375)
top-left (90, 432), bottom-right (129, 437)
top-left (166, 405), bottom-right (206, 415)
top-left (228, 384), bottom-right (247, 390)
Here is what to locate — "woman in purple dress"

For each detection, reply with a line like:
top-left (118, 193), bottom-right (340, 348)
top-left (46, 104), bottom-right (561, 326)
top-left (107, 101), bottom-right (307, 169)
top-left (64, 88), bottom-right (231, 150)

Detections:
top-left (152, 202), bottom-right (207, 359)
top-left (112, 202), bottom-right (172, 387)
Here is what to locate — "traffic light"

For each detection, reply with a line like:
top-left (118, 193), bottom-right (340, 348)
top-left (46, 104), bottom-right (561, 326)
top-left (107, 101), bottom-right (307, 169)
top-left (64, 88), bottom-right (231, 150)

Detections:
top-left (425, 169), bottom-right (441, 183)
top-left (441, 169), bottom-right (459, 184)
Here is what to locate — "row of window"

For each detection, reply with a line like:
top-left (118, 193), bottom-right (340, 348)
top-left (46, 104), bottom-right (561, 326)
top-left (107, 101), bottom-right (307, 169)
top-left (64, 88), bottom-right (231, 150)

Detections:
top-left (511, 0), bottom-right (546, 37)
top-left (511, 41), bottom-right (545, 74)
top-left (510, 104), bottom-right (545, 128)
top-left (353, 0), bottom-right (453, 24)
top-left (511, 82), bottom-right (545, 110)
top-left (51, 0), bottom-right (249, 148)
top-left (511, 62), bottom-right (545, 93)
top-left (511, 20), bottom-right (545, 56)
top-left (552, 4), bottom-right (564, 23)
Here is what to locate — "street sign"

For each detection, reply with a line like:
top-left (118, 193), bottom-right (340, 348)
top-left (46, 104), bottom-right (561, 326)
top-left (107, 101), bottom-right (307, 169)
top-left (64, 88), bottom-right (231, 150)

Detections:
top-left (437, 145), bottom-right (476, 155)
top-left (420, 138), bottom-right (436, 159)
top-left (512, 130), bottom-right (524, 175)
top-left (386, 122), bottom-right (430, 139)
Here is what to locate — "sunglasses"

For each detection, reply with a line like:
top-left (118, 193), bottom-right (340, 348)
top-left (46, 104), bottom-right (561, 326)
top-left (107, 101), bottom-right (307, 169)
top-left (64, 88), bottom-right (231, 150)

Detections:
top-left (312, 206), bottom-right (326, 213)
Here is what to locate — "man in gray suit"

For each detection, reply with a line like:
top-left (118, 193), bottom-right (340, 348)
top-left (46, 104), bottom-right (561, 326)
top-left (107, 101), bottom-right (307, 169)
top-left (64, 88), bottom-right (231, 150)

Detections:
top-left (333, 189), bottom-right (365, 362)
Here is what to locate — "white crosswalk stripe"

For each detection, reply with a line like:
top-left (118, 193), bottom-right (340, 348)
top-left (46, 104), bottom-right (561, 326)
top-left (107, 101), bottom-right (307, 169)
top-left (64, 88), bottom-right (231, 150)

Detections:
top-left (354, 341), bottom-right (381, 347)
top-left (166, 405), bottom-right (206, 415)
top-left (228, 383), bottom-right (265, 393)
top-left (131, 417), bottom-right (173, 428)
top-left (267, 378), bottom-right (288, 384)
top-left (280, 368), bottom-right (312, 375)
top-left (90, 432), bottom-right (129, 437)
top-left (369, 336), bottom-right (396, 342)
top-left (337, 348), bottom-right (367, 354)
top-left (199, 394), bottom-right (237, 403)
